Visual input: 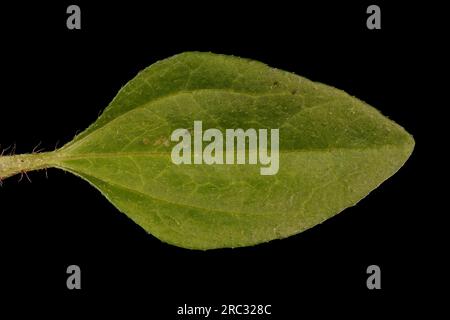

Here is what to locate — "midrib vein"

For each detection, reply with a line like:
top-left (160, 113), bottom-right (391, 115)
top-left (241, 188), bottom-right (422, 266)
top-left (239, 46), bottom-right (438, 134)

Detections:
top-left (56, 144), bottom-right (404, 162)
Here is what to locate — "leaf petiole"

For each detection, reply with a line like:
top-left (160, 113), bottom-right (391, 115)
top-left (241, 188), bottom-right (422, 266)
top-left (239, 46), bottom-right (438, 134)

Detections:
top-left (0, 152), bottom-right (57, 181)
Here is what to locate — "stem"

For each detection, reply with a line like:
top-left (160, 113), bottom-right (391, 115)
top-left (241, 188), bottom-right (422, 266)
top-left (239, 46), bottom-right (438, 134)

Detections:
top-left (0, 152), bottom-right (56, 180)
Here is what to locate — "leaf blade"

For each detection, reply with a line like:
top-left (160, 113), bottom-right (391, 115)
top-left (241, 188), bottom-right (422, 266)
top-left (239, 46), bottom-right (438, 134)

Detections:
top-left (55, 52), bottom-right (414, 249)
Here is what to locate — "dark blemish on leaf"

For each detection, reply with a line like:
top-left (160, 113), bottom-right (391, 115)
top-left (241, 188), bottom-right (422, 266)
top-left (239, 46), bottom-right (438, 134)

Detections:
top-left (271, 81), bottom-right (280, 89)
top-left (291, 89), bottom-right (297, 95)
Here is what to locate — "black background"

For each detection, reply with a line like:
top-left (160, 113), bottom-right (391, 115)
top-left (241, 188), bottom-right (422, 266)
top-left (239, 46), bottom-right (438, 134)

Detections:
top-left (0, 1), bottom-right (435, 317)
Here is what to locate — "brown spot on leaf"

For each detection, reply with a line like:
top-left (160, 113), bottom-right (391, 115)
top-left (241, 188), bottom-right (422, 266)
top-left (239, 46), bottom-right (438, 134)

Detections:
top-left (153, 137), bottom-right (170, 147)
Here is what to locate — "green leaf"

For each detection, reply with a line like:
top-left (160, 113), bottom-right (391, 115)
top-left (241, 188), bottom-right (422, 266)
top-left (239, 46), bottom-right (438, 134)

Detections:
top-left (0, 52), bottom-right (414, 250)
